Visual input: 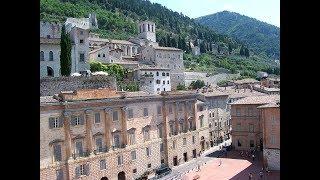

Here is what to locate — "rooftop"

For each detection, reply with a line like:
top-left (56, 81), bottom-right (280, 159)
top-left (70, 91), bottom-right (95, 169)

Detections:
top-left (234, 78), bottom-right (259, 84)
top-left (153, 46), bottom-right (182, 51)
top-left (211, 86), bottom-right (266, 99)
top-left (257, 102), bottom-right (280, 108)
top-left (88, 37), bottom-right (110, 43)
top-left (253, 85), bottom-right (280, 92)
top-left (135, 65), bottom-right (170, 71)
top-left (110, 39), bottom-right (134, 45)
top-left (230, 95), bottom-right (280, 105)
top-left (40, 38), bottom-right (60, 45)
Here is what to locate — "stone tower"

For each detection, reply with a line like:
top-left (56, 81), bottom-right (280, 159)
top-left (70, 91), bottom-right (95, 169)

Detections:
top-left (89, 13), bottom-right (98, 29)
top-left (138, 21), bottom-right (156, 42)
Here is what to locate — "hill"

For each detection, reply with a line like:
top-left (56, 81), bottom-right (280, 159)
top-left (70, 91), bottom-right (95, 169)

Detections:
top-left (195, 11), bottom-right (280, 59)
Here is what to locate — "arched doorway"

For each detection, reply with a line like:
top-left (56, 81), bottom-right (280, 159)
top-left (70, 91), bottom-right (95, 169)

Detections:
top-left (118, 171), bottom-right (126, 180)
top-left (47, 66), bottom-right (54, 77)
top-left (101, 177), bottom-right (108, 180)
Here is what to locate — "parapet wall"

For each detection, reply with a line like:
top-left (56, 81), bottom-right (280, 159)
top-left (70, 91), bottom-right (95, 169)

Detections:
top-left (40, 76), bottom-right (117, 96)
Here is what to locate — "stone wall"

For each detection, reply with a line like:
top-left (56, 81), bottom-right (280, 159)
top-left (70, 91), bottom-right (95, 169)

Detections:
top-left (40, 76), bottom-right (117, 96)
top-left (263, 149), bottom-right (280, 170)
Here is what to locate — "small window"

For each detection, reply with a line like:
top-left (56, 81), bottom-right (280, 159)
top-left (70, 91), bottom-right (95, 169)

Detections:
top-left (162, 72), bottom-right (165, 76)
top-left (103, 54), bottom-right (105, 57)
top-left (157, 106), bottom-right (162, 115)
top-left (128, 109), bottom-right (133, 119)
top-left (147, 163), bottom-right (151, 168)
top-left (167, 80), bottom-right (170, 84)
top-left (192, 136), bottom-right (195, 144)
top-left (133, 169), bottom-right (137, 173)
top-left (249, 124), bottom-right (254, 132)
top-left (183, 138), bottom-right (187, 145)
top-left (79, 53), bottom-right (85, 62)
top-left (146, 147), bottom-right (151, 157)
top-left (53, 144), bottom-right (62, 162)
top-left (71, 115), bottom-right (84, 126)
top-left (160, 143), bottom-right (164, 152)
top-left (117, 155), bottom-right (123, 165)
top-left (98, 54), bottom-right (101, 57)
top-left (172, 140), bottom-right (176, 149)
top-left (166, 72), bottom-right (169, 76)
top-left (156, 72), bottom-right (159, 76)
top-left (113, 111), bottom-right (118, 121)
top-left (100, 159), bottom-right (106, 170)
top-left (131, 150), bottom-right (136, 160)
top-left (250, 140), bottom-right (254, 147)
top-left (49, 51), bottom-right (54, 61)
top-left (143, 108), bottom-right (148, 117)
top-left (47, 35), bottom-right (51, 39)
top-left (94, 113), bottom-right (101, 124)
top-left (80, 39), bottom-right (84, 44)
top-left (157, 88), bottom-right (160, 91)
top-left (163, 80), bottom-right (165, 85)
top-left (237, 139), bottom-right (242, 147)
top-left (156, 80), bottom-right (161, 84)
top-left (80, 31), bottom-right (84, 35)
top-left (49, 117), bottom-right (62, 129)
top-left (236, 108), bottom-right (241, 116)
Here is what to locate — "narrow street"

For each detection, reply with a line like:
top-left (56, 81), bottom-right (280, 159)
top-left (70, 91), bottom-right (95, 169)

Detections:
top-left (158, 139), bottom-right (232, 180)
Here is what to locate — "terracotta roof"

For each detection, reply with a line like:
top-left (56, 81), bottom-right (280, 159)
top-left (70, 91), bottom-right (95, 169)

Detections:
top-left (230, 95), bottom-right (280, 105)
top-left (40, 38), bottom-right (60, 44)
top-left (40, 96), bottom-right (59, 103)
top-left (210, 86), bottom-right (266, 98)
top-left (257, 102), bottom-right (280, 108)
top-left (153, 46), bottom-right (183, 51)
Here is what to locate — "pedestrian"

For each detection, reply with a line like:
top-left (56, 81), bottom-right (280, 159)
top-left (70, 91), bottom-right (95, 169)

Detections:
top-left (219, 159), bottom-right (222, 166)
top-left (259, 171), bottom-right (263, 178)
top-left (249, 173), bottom-right (253, 180)
top-left (252, 154), bottom-right (255, 161)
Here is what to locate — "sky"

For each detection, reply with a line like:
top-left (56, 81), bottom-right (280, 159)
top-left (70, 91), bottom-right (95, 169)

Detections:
top-left (148, 0), bottom-right (280, 27)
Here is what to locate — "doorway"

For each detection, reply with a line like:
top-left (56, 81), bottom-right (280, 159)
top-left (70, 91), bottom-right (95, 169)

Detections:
top-left (118, 171), bottom-right (125, 180)
top-left (193, 149), bottom-right (197, 158)
top-left (47, 66), bottom-right (54, 77)
top-left (183, 152), bottom-right (188, 162)
top-left (173, 156), bottom-right (178, 166)
top-left (101, 177), bottom-right (108, 180)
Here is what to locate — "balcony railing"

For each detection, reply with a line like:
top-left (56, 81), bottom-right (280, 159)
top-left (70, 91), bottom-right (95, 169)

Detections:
top-left (72, 150), bottom-right (90, 159)
top-left (111, 144), bottom-right (126, 150)
top-left (93, 146), bottom-right (109, 154)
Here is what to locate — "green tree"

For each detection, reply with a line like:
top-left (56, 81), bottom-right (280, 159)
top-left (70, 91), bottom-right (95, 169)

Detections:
top-left (245, 48), bottom-right (250, 58)
top-left (228, 43), bottom-right (233, 54)
top-left (240, 45), bottom-right (244, 56)
top-left (60, 25), bottom-right (72, 76)
top-left (189, 80), bottom-right (205, 89)
top-left (177, 84), bottom-right (186, 90)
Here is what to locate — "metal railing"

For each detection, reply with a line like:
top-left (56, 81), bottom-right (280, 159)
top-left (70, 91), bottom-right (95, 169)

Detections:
top-left (93, 146), bottom-right (108, 154)
top-left (72, 150), bottom-right (90, 159)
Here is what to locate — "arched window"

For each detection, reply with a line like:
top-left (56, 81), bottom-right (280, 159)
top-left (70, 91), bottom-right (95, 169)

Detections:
top-left (47, 66), bottom-right (54, 77)
top-left (49, 51), bottom-right (54, 61)
top-left (148, 24), bottom-right (150, 31)
top-left (40, 51), bottom-right (44, 61)
top-left (152, 25), bottom-right (154, 32)
top-left (156, 72), bottom-right (159, 76)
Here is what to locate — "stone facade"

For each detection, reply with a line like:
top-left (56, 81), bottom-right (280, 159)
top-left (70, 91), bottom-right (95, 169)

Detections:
top-left (40, 89), bottom-right (208, 180)
top-left (138, 21), bottom-right (156, 43)
top-left (263, 149), bottom-right (280, 170)
top-left (40, 76), bottom-right (116, 96)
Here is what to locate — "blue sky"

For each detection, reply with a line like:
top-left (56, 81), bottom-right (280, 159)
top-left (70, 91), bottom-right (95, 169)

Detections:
top-left (148, 0), bottom-right (280, 27)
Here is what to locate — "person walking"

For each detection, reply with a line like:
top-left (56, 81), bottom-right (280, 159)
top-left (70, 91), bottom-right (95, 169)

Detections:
top-left (259, 171), bottom-right (263, 179)
top-left (219, 158), bottom-right (222, 166)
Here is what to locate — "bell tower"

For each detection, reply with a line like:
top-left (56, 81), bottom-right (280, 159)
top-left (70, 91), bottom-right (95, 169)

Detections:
top-left (138, 21), bottom-right (156, 42)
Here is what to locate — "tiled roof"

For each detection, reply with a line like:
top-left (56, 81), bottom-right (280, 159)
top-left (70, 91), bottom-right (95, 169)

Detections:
top-left (40, 96), bottom-right (58, 103)
top-left (257, 102), bottom-right (280, 108)
top-left (110, 39), bottom-right (134, 45)
top-left (88, 37), bottom-right (110, 43)
top-left (40, 38), bottom-right (60, 44)
top-left (153, 46), bottom-right (183, 51)
top-left (230, 95), bottom-right (280, 105)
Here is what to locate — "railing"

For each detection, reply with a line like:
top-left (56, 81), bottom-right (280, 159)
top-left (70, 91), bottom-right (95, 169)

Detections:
top-left (93, 146), bottom-right (108, 154)
top-left (72, 150), bottom-right (90, 159)
top-left (111, 144), bottom-right (127, 150)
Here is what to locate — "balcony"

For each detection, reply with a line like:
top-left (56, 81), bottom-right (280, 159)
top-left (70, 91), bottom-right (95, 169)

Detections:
top-left (93, 146), bottom-right (109, 155)
top-left (111, 144), bottom-right (127, 150)
top-left (72, 150), bottom-right (90, 159)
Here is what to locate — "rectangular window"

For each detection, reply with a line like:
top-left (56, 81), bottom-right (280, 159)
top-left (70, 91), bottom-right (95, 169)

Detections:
top-left (146, 147), bottom-right (151, 157)
top-left (117, 155), bottom-right (123, 165)
top-left (157, 106), bottom-right (162, 115)
top-left (192, 136), bottom-right (195, 144)
top-left (133, 169), bottom-right (137, 173)
top-left (148, 164), bottom-right (151, 168)
top-left (131, 150), bottom-right (136, 160)
top-left (100, 159), bottom-right (106, 170)
top-left (250, 140), bottom-right (254, 147)
top-left (249, 124), bottom-right (254, 132)
top-left (270, 135), bottom-right (276, 144)
top-left (183, 138), bottom-right (187, 145)
top-left (75, 141), bottom-right (83, 156)
top-left (167, 80), bottom-right (170, 84)
top-left (128, 109), bottom-right (133, 119)
top-left (144, 129), bottom-right (150, 141)
top-left (160, 143), bottom-right (164, 152)
top-left (166, 72), bottom-right (169, 76)
top-left (113, 111), bottom-right (118, 121)
top-left (173, 140), bottom-right (176, 149)
top-left (79, 53), bottom-right (85, 62)
top-left (114, 134), bottom-right (120, 147)
top-left (49, 117), bottom-right (63, 129)
top-left (163, 80), bottom-right (165, 84)
top-left (79, 164), bottom-right (85, 176)
top-left (143, 108), bottom-right (148, 117)
top-left (94, 113), bottom-right (101, 124)
top-left (128, 132), bottom-right (136, 145)
top-left (53, 144), bottom-right (62, 162)
top-left (56, 169), bottom-right (63, 180)
top-left (80, 39), bottom-right (84, 44)
top-left (158, 125), bottom-right (163, 138)
top-left (200, 116), bottom-right (204, 127)
top-left (71, 115), bottom-right (84, 126)
top-left (96, 138), bottom-right (103, 152)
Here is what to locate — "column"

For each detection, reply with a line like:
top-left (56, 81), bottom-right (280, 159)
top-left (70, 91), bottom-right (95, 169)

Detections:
top-left (63, 111), bottom-right (73, 160)
top-left (184, 101), bottom-right (189, 132)
top-left (173, 102), bottom-right (179, 135)
top-left (104, 108), bottom-right (112, 149)
top-left (120, 107), bottom-right (128, 146)
top-left (85, 109), bottom-right (94, 155)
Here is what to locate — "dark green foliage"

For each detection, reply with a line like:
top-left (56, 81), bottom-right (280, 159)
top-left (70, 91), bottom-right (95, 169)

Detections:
top-left (189, 80), bottom-right (205, 90)
top-left (177, 84), bottom-right (187, 91)
top-left (196, 11), bottom-right (280, 59)
top-left (119, 81), bottom-right (139, 92)
top-left (89, 60), bottom-right (125, 81)
top-left (60, 25), bottom-right (72, 76)
top-left (228, 43), bottom-right (232, 54)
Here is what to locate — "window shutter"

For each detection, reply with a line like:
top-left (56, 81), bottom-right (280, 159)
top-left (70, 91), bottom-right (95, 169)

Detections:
top-left (84, 164), bottom-right (90, 175)
top-left (49, 117), bottom-right (55, 129)
top-left (58, 117), bottom-right (64, 128)
top-left (75, 166), bottom-right (80, 178)
top-left (80, 115), bottom-right (85, 125)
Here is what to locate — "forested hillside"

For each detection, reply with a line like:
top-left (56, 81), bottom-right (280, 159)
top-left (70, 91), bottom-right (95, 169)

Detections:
top-left (196, 11), bottom-right (280, 59)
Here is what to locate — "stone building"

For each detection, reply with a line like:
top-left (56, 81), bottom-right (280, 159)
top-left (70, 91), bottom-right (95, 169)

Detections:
top-left (40, 88), bottom-right (210, 180)
top-left (259, 101), bottom-right (280, 170)
top-left (230, 95), bottom-right (280, 151)
top-left (140, 46), bottom-right (185, 90)
top-left (40, 17), bottom-right (92, 78)
top-left (133, 66), bottom-right (172, 94)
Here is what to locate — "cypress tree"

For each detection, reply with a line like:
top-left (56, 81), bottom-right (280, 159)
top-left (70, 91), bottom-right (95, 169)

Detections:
top-left (60, 25), bottom-right (72, 76)
top-left (240, 45), bottom-right (244, 56)
top-left (245, 48), bottom-right (250, 58)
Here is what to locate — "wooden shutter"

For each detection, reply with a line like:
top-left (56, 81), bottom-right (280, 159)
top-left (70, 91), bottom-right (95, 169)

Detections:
top-left (79, 115), bottom-right (85, 125)
top-left (75, 166), bottom-right (80, 178)
top-left (49, 117), bottom-right (55, 129)
top-left (58, 117), bottom-right (64, 128)
top-left (84, 164), bottom-right (90, 175)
